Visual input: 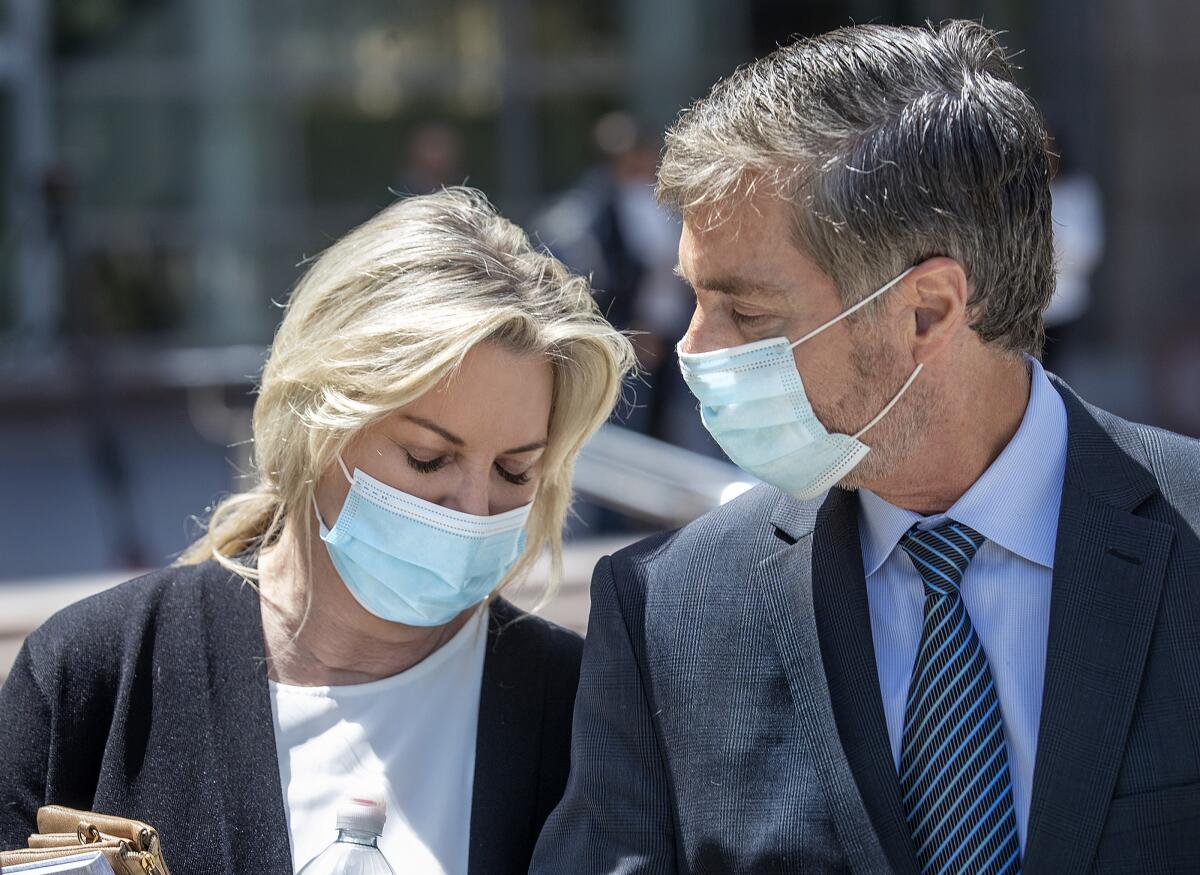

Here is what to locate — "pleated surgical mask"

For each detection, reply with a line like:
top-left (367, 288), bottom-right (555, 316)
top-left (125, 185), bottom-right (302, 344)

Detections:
top-left (315, 457), bottom-right (531, 626)
top-left (678, 267), bottom-right (921, 500)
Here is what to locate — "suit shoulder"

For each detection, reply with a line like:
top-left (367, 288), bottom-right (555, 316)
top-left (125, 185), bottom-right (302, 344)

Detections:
top-left (601, 484), bottom-right (820, 614)
top-left (1062, 382), bottom-right (1199, 479)
top-left (1131, 420), bottom-right (1200, 478)
top-left (609, 483), bottom-right (790, 568)
top-left (607, 482), bottom-right (820, 580)
top-left (1130, 421), bottom-right (1200, 530)
top-left (1093, 402), bottom-right (1200, 504)
top-left (1062, 384), bottom-right (1200, 535)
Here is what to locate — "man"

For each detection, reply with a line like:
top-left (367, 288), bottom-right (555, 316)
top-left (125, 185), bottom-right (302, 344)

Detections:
top-left (531, 20), bottom-right (1200, 875)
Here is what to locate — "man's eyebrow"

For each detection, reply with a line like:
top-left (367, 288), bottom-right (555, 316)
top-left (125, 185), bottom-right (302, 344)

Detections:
top-left (674, 264), bottom-right (786, 298)
top-left (401, 415), bottom-right (546, 455)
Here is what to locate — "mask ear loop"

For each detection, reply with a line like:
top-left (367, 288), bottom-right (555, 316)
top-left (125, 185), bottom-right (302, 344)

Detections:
top-left (313, 455), bottom-right (356, 531)
top-left (789, 266), bottom-right (915, 349)
top-left (311, 494), bottom-right (329, 531)
top-left (853, 362), bottom-right (924, 440)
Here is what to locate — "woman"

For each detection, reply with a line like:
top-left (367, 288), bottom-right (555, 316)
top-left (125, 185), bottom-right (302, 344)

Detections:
top-left (0, 188), bottom-right (635, 874)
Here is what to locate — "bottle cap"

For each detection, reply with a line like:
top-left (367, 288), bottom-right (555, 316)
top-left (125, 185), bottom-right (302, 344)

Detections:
top-left (336, 791), bottom-right (387, 835)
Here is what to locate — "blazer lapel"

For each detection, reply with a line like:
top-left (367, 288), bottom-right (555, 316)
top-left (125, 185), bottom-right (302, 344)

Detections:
top-left (808, 489), bottom-right (923, 875)
top-left (468, 600), bottom-right (542, 875)
top-left (753, 489), bottom-right (894, 874)
top-left (1022, 383), bottom-right (1175, 874)
top-left (202, 569), bottom-right (294, 875)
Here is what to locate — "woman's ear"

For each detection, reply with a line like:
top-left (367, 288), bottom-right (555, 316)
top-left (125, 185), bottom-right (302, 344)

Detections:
top-left (901, 257), bottom-right (969, 365)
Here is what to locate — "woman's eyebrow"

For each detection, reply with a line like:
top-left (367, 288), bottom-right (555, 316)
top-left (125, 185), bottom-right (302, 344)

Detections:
top-left (401, 414), bottom-right (546, 455)
top-left (503, 440), bottom-right (548, 455)
top-left (401, 415), bottom-right (464, 446)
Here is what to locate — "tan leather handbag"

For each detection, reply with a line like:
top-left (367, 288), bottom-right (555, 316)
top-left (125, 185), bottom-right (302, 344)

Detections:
top-left (0, 806), bottom-right (172, 874)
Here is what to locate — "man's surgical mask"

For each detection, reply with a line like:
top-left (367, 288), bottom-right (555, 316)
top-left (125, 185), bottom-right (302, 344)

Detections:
top-left (678, 267), bottom-right (921, 501)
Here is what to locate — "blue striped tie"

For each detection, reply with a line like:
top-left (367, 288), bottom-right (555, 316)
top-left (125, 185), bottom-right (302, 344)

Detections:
top-left (898, 521), bottom-right (1021, 875)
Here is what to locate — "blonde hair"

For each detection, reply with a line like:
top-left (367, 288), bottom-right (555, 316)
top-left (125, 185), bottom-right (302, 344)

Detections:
top-left (179, 187), bottom-right (635, 604)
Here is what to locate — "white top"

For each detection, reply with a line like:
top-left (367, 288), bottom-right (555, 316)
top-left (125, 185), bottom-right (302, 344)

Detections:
top-left (269, 608), bottom-right (489, 874)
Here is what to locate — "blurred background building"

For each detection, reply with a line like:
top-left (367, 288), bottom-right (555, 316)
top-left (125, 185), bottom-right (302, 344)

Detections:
top-left (0, 0), bottom-right (1197, 602)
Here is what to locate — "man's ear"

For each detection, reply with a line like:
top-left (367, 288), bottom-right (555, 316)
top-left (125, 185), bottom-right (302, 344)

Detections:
top-left (898, 257), bottom-right (969, 365)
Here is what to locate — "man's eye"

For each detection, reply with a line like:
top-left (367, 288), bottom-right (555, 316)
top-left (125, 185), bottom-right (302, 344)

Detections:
top-left (731, 310), bottom-right (769, 325)
top-left (405, 452), bottom-right (448, 474)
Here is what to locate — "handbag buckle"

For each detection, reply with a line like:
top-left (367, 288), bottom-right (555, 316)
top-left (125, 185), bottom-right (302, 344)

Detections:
top-left (76, 823), bottom-right (102, 845)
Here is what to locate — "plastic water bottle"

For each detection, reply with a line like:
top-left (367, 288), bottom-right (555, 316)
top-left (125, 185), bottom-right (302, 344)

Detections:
top-left (297, 793), bottom-right (397, 875)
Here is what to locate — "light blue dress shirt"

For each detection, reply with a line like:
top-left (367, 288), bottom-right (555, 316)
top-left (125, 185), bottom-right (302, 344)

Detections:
top-left (857, 357), bottom-right (1068, 852)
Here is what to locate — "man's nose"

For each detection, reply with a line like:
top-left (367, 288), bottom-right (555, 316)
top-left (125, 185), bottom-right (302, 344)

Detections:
top-left (680, 306), bottom-right (742, 355)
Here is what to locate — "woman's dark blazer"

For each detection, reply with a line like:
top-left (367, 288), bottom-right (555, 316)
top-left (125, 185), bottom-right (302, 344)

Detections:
top-left (0, 559), bottom-right (583, 874)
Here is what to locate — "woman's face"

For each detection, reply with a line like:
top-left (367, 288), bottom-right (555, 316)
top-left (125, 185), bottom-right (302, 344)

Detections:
top-left (316, 343), bottom-right (554, 524)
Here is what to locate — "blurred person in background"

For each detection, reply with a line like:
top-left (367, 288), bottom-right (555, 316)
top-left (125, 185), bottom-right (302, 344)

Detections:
top-left (43, 163), bottom-right (147, 570)
top-left (1043, 133), bottom-right (1105, 375)
top-left (395, 121), bottom-right (467, 196)
top-left (533, 21), bottom-right (1200, 875)
top-left (536, 111), bottom-right (708, 454)
top-left (0, 188), bottom-right (635, 874)
top-left (1153, 318), bottom-right (1200, 439)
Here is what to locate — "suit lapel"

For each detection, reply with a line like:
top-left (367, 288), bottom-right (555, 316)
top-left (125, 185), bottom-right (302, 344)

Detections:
top-left (808, 489), bottom-right (923, 875)
top-left (753, 490), bottom-right (894, 874)
top-left (1022, 383), bottom-right (1175, 874)
top-left (468, 600), bottom-right (541, 875)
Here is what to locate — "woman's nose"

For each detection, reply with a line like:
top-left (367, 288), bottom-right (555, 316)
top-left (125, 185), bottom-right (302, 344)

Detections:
top-left (441, 468), bottom-right (491, 517)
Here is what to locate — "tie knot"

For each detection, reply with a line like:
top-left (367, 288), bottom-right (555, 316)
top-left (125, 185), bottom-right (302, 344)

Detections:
top-left (899, 520), bottom-right (984, 596)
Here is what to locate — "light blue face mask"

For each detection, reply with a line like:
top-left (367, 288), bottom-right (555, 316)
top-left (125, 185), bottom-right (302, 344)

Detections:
top-left (678, 267), bottom-right (922, 501)
top-left (314, 457), bottom-right (532, 626)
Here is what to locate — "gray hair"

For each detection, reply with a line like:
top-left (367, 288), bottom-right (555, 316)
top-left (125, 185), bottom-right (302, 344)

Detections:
top-left (657, 20), bottom-right (1054, 356)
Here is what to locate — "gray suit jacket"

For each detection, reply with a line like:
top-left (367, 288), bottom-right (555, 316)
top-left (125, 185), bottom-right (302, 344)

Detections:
top-left (530, 380), bottom-right (1200, 874)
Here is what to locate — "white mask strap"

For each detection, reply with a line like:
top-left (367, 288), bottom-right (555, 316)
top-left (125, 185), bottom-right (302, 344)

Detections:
top-left (313, 455), bottom-right (354, 530)
top-left (312, 494), bottom-right (329, 532)
top-left (853, 362), bottom-right (924, 440)
top-left (789, 266), bottom-right (915, 349)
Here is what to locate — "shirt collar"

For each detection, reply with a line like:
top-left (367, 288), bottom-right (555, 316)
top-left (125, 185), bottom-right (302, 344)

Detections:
top-left (857, 356), bottom-right (1068, 575)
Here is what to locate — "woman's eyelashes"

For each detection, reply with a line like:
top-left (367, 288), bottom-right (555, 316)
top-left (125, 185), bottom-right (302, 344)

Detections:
top-left (404, 449), bottom-right (531, 486)
top-left (404, 451), bottom-right (448, 474)
top-left (494, 463), bottom-right (531, 486)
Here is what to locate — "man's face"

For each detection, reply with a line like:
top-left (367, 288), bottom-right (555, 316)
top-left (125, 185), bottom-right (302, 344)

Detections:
top-left (676, 195), bottom-right (930, 488)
